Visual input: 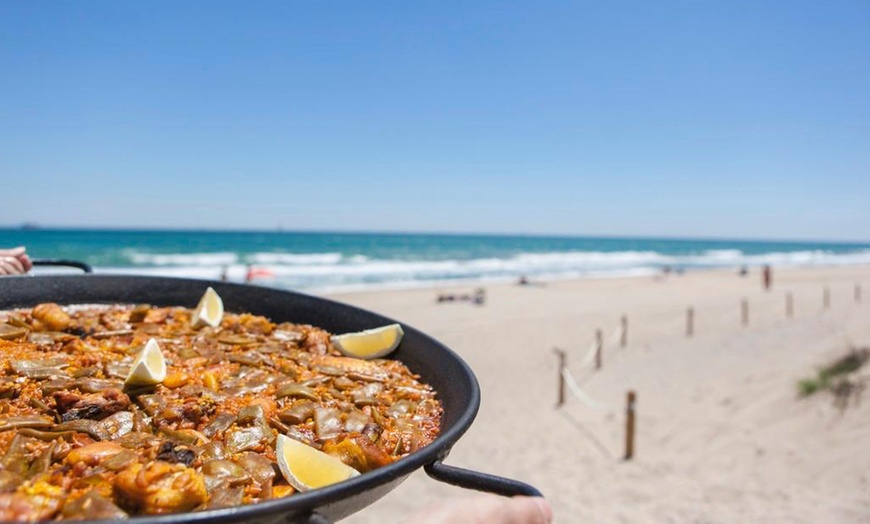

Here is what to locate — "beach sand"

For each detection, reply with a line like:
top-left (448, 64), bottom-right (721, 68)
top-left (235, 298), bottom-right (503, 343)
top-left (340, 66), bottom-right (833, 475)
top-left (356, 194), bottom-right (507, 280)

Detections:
top-left (326, 265), bottom-right (870, 523)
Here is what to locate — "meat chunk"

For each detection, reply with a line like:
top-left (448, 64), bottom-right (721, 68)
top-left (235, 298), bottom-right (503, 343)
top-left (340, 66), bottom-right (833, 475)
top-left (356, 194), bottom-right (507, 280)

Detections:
top-left (114, 461), bottom-right (207, 514)
top-left (31, 303), bottom-right (72, 332)
top-left (53, 389), bottom-right (131, 422)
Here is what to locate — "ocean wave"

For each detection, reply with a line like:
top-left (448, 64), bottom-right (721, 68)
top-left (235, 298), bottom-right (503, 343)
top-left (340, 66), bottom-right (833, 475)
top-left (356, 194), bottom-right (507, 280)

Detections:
top-left (513, 250), bottom-right (671, 267)
top-left (247, 252), bottom-right (345, 265)
top-left (126, 251), bottom-right (239, 266)
top-left (101, 248), bottom-right (870, 292)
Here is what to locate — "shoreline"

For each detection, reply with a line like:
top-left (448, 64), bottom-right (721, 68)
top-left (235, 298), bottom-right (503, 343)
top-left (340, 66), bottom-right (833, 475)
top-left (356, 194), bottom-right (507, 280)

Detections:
top-left (80, 262), bottom-right (870, 296)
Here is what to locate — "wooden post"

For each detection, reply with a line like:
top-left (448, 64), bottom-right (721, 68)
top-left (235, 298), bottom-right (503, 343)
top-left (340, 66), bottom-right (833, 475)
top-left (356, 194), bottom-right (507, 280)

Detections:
top-left (741, 298), bottom-right (749, 327)
top-left (595, 329), bottom-right (603, 370)
top-left (824, 287), bottom-right (830, 310)
top-left (786, 292), bottom-right (793, 319)
top-left (855, 284), bottom-right (861, 304)
top-left (686, 307), bottom-right (694, 337)
top-left (620, 315), bottom-right (628, 348)
top-left (554, 349), bottom-right (566, 408)
top-left (625, 390), bottom-right (636, 460)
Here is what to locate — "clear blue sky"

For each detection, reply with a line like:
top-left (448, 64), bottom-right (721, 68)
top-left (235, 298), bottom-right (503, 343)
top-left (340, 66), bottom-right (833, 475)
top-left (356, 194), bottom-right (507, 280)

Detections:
top-left (1, 1), bottom-right (868, 241)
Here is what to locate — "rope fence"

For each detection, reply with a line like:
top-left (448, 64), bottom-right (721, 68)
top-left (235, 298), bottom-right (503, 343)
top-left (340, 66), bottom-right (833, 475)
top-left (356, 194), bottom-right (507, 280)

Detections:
top-left (552, 281), bottom-right (866, 461)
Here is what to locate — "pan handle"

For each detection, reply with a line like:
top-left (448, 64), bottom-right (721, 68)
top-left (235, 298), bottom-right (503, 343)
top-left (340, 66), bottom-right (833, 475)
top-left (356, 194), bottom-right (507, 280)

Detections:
top-left (295, 461), bottom-right (542, 523)
top-left (31, 259), bottom-right (93, 273)
top-left (425, 460), bottom-right (543, 497)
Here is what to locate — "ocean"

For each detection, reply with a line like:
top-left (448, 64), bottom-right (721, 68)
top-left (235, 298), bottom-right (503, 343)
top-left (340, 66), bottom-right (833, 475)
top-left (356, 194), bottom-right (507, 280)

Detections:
top-left (2, 229), bottom-right (869, 293)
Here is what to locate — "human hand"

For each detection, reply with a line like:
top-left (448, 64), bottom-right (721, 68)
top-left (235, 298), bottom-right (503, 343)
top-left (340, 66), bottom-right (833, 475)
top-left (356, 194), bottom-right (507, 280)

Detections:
top-left (0, 246), bottom-right (33, 275)
top-left (406, 495), bottom-right (552, 524)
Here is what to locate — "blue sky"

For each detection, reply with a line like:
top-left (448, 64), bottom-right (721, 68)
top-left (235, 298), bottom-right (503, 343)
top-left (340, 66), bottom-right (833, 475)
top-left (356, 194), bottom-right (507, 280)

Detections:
top-left (1, 1), bottom-right (868, 240)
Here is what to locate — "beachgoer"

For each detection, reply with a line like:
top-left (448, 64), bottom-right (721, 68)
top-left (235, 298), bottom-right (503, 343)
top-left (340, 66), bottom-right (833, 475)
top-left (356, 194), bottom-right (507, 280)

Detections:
top-left (220, 265), bottom-right (229, 282)
top-left (0, 246), bottom-right (33, 276)
top-left (518, 275), bottom-right (529, 286)
top-left (762, 265), bottom-right (772, 291)
top-left (408, 495), bottom-right (552, 524)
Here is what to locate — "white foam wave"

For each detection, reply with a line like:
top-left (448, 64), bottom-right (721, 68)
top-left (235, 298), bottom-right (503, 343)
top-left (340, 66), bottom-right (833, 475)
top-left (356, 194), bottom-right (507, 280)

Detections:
top-left (126, 251), bottom-right (239, 266)
top-left (247, 252), bottom-right (344, 265)
top-left (513, 250), bottom-right (671, 267)
top-left (107, 248), bottom-right (870, 292)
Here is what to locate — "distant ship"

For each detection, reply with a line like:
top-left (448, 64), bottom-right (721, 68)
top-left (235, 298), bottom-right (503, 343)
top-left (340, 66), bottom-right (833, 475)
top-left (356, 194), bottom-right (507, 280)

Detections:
top-left (19, 222), bottom-right (40, 230)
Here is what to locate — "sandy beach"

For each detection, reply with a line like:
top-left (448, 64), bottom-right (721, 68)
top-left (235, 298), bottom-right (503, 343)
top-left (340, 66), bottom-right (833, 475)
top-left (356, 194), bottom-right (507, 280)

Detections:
top-left (326, 265), bottom-right (870, 523)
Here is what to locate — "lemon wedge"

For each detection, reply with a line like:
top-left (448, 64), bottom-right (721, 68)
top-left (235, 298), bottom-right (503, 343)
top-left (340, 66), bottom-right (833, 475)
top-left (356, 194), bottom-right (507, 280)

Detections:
top-left (124, 338), bottom-right (167, 387)
top-left (331, 323), bottom-right (404, 360)
top-left (191, 287), bottom-right (224, 328)
top-left (276, 434), bottom-right (360, 491)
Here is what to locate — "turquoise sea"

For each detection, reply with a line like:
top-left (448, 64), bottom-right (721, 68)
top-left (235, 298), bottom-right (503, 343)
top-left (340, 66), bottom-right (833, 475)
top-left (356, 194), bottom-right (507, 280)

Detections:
top-left (2, 229), bottom-right (869, 293)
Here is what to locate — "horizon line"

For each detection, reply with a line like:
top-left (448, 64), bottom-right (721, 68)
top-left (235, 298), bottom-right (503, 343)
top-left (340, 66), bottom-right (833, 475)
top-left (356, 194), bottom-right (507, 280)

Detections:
top-left (1, 224), bottom-right (869, 247)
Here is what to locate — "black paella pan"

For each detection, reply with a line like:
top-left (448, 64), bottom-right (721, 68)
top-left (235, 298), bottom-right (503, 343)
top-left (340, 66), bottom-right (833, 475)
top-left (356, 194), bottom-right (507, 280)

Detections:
top-left (0, 268), bottom-right (541, 524)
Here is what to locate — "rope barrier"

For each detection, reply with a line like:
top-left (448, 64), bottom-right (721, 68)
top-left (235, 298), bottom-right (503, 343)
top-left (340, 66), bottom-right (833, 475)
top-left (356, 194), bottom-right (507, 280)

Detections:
top-left (554, 283), bottom-right (866, 461)
top-left (609, 325), bottom-right (624, 346)
top-left (561, 368), bottom-right (608, 411)
top-left (578, 339), bottom-right (599, 368)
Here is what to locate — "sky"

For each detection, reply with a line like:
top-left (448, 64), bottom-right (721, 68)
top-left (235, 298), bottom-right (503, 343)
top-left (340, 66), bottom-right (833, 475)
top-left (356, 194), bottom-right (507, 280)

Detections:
top-left (0, 1), bottom-right (868, 241)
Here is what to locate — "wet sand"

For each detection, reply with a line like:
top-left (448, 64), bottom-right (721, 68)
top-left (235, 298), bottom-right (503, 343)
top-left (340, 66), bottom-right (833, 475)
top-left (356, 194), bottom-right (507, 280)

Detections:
top-left (327, 265), bottom-right (870, 523)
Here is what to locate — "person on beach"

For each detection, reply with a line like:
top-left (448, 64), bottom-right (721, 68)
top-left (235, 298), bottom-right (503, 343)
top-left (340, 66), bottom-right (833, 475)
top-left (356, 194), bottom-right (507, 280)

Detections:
top-left (0, 246), bottom-right (32, 275)
top-left (762, 264), bottom-right (772, 291)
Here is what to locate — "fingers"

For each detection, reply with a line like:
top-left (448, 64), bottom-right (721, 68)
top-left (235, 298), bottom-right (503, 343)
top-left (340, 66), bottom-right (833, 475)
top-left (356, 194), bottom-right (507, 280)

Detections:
top-left (409, 495), bottom-right (552, 524)
top-left (19, 253), bottom-right (32, 272)
top-left (0, 246), bottom-right (25, 258)
top-left (0, 247), bottom-right (32, 275)
top-left (0, 257), bottom-right (25, 275)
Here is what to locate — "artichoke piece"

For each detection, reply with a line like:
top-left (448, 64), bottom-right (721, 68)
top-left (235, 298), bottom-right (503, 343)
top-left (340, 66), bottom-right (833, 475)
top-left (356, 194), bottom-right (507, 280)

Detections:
top-left (314, 407), bottom-right (343, 440)
top-left (225, 426), bottom-right (269, 453)
top-left (203, 413), bottom-right (236, 438)
top-left (275, 383), bottom-right (319, 402)
top-left (0, 323), bottom-right (27, 341)
top-left (11, 359), bottom-right (69, 379)
top-left (128, 304), bottom-right (150, 323)
top-left (201, 460), bottom-right (251, 487)
top-left (61, 492), bottom-right (128, 520)
top-left (277, 401), bottom-right (316, 425)
top-left (217, 334), bottom-right (258, 346)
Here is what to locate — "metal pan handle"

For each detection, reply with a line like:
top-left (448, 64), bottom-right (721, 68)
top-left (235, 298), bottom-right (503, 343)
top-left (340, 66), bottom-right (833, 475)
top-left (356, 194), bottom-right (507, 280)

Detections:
top-left (425, 460), bottom-right (543, 497)
top-left (297, 461), bottom-right (542, 523)
top-left (31, 259), bottom-right (93, 273)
